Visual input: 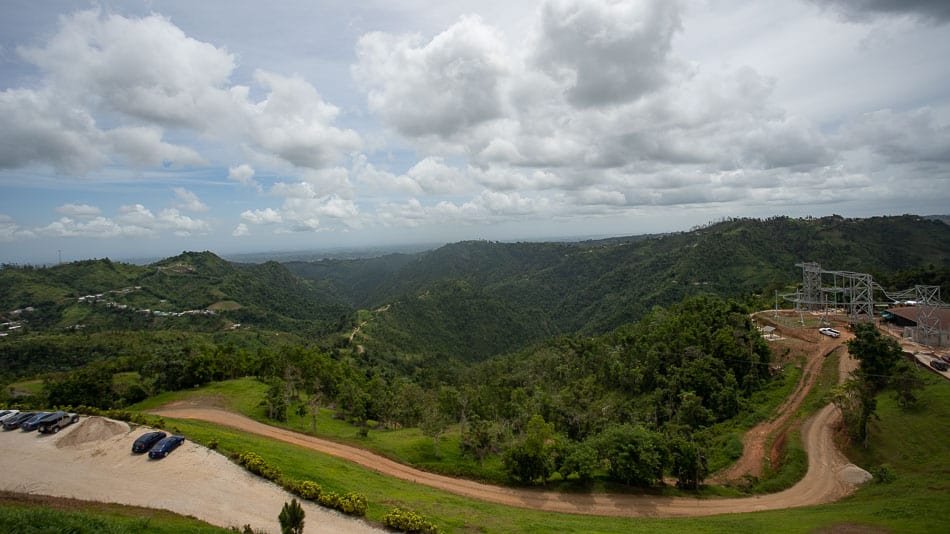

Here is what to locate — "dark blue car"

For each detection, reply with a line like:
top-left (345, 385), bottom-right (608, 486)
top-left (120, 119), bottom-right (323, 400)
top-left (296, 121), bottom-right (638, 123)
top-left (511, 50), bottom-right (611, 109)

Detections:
top-left (132, 431), bottom-right (167, 454)
top-left (148, 435), bottom-right (184, 459)
top-left (20, 412), bottom-right (51, 432)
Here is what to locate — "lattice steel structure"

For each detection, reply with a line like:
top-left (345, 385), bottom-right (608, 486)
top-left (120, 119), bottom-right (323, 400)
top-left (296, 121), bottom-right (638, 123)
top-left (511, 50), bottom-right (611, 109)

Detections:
top-left (916, 285), bottom-right (942, 346)
top-left (783, 263), bottom-right (948, 346)
top-left (789, 263), bottom-right (875, 324)
top-left (834, 271), bottom-right (875, 324)
top-left (799, 262), bottom-right (823, 311)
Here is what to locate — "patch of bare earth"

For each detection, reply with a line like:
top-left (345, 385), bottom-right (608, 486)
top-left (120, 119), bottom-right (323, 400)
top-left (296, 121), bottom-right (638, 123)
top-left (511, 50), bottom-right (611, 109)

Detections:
top-left (712, 312), bottom-right (853, 484)
top-left (0, 417), bottom-right (383, 533)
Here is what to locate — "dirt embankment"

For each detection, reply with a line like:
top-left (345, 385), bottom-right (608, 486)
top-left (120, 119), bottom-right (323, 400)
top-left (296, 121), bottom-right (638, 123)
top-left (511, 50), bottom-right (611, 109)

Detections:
top-left (712, 313), bottom-right (853, 483)
top-left (0, 417), bottom-right (383, 534)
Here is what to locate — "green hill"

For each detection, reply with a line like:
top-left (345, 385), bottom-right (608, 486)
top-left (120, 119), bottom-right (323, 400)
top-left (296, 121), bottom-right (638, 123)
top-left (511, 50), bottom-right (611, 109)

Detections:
top-left (0, 251), bottom-right (348, 379)
top-left (4, 215), bottom-right (948, 373)
top-left (287, 215), bottom-right (950, 360)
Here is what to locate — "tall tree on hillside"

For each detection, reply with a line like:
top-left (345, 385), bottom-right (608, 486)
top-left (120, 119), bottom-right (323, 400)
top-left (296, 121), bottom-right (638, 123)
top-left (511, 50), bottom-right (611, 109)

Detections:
top-left (502, 414), bottom-right (558, 485)
top-left (837, 322), bottom-right (905, 447)
top-left (847, 322), bottom-right (903, 393)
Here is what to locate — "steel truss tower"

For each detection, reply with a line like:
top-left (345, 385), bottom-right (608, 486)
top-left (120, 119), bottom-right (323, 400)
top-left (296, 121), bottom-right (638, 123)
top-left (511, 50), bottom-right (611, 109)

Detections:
top-left (837, 271), bottom-right (875, 324)
top-left (799, 262), bottom-right (822, 311)
top-left (916, 285), bottom-right (942, 346)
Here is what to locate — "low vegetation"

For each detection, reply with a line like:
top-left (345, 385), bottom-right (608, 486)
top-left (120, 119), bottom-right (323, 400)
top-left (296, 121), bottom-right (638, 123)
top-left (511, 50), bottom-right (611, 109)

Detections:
top-left (0, 491), bottom-right (231, 533)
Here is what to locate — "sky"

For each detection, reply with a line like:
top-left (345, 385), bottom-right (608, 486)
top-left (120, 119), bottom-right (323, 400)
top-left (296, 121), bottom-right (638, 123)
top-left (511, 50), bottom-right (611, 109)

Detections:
top-left (1, 0), bottom-right (949, 264)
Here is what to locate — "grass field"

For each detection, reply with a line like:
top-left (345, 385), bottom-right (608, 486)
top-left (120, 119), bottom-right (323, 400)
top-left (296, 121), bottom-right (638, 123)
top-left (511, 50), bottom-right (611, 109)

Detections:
top-left (0, 492), bottom-right (231, 533)
top-left (8, 353), bottom-right (950, 531)
top-left (134, 361), bottom-right (805, 491)
top-left (128, 356), bottom-right (949, 532)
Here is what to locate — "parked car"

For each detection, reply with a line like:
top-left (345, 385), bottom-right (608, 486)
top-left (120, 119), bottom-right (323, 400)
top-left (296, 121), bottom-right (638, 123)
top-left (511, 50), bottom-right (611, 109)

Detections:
top-left (819, 327), bottom-right (841, 338)
top-left (3, 412), bottom-right (37, 430)
top-left (148, 435), bottom-right (185, 459)
top-left (20, 412), bottom-right (51, 432)
top-left (0, 410), bottom-right (19, 422)
top-left (132, 431), bottom-right (167, 454)
top-left (37, 411), bottom-right (79, 434)
top-left (931, 359), bottom-right (949, 372)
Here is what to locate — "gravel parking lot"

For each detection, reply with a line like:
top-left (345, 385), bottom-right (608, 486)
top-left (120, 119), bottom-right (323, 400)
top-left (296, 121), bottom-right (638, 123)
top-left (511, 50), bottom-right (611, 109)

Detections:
top-left (0, 417), bottom-right (383, 533)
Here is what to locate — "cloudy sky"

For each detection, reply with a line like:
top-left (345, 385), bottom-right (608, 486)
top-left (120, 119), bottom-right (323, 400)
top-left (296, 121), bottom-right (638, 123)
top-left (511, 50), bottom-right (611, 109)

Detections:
top-left (1, 0), bottom-right (948, 263)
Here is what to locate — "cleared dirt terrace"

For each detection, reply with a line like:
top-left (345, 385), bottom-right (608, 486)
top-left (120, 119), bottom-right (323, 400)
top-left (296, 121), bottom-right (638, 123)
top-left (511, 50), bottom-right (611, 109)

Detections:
top-left (0, 417), bottom-right (383, 534)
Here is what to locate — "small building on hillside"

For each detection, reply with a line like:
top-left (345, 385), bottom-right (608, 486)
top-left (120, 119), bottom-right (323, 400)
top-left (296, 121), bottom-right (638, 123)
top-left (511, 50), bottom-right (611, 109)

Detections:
top-left (882, 306), bottom-right (950, 347)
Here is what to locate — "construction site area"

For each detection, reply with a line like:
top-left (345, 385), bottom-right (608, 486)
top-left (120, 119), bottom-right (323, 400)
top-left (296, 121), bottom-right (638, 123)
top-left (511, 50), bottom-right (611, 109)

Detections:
top-left (763, 261), bottom-right (950, 377)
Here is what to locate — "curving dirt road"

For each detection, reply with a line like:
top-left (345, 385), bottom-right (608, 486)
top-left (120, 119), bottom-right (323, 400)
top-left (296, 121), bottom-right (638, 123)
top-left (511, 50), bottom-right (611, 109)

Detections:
top-left (154, 369), bottom-right (868, 519)
top-left (713, 316), bottom-right (854, 482)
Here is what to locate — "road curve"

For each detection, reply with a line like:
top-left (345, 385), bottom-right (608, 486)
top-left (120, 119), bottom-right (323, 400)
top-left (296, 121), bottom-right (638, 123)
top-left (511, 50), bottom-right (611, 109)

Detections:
top-left (152, 400), bottom-right (865, 518)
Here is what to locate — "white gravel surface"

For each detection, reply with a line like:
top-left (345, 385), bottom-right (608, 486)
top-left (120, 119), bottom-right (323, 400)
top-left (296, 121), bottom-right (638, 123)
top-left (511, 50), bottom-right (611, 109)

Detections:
top-left (0, 417), bottom-right (384, 533)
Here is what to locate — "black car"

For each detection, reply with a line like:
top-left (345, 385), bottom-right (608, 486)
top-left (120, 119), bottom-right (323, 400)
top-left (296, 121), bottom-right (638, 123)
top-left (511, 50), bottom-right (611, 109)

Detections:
top-left (20, 412), bottom-right (51, 432)
top-left (132, 431), bottom-right (167, 454)
top-left (931, 359), bottom-right (949, 372)
top-left (3, 412), bottom-right (37, 430)
top-left (148, 435), bottom-right (184, 459)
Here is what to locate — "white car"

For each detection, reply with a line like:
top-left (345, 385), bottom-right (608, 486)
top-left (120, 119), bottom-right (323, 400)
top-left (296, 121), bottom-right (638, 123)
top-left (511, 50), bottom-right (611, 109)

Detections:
top-left (0, 409), bottom-right (20, 422)
top-left (819, 327), bottom-right (841, 338)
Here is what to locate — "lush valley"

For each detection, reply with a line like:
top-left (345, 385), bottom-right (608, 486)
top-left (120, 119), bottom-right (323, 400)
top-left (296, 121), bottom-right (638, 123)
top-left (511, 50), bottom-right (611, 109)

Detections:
top-left (2, 214), bottom-right (950, 532)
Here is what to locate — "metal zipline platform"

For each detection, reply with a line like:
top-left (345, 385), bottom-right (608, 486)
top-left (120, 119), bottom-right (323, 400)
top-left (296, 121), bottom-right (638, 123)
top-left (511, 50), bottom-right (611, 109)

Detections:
top-left (779, 262), bottom-right (947, 347)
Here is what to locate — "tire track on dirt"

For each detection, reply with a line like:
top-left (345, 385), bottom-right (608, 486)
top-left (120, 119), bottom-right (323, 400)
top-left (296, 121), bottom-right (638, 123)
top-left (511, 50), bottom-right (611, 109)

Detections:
top-left (153, 368), bottom-right (867, 519)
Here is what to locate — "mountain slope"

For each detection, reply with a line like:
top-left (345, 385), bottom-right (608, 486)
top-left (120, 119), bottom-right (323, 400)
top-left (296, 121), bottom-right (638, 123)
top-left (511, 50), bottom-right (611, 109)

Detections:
top-left (294, 215), bottom-right (950, 360)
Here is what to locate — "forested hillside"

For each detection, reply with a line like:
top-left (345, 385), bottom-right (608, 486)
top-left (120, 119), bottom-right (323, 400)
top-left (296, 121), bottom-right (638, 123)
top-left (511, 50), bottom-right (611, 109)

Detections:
top-left (288, 215), bottom-right (950, 361)
top-left (2, 214), bottom-right (949, 493)
top-left (0, 251), bottom-right (347, 380)
top-left (3, 215), bottom-right (949, 379)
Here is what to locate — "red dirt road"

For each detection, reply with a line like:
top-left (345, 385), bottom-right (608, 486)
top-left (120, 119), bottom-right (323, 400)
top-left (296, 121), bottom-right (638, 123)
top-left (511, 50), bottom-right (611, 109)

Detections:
top-left (154, 373), bottom-right (866, 519)
top-left (713, 316), bottom-right (854, 482)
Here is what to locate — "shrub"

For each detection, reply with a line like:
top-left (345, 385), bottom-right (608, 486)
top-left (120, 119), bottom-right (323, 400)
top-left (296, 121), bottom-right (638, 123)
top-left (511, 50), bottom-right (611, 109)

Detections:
top-left (237, 451), bottom-right (282, 482)
top-left (382, 508), bottom-right (441, 533)
top-left (207, 438), bottom-right (219, 450)
top-left (317, 491), bottom-right (340, 509)
top-left (871, 464), bottom-right (895, 484)
top-left (295, 480), bottom-right (322, 500)
top-left (338, 492), bottom-right (367, 516)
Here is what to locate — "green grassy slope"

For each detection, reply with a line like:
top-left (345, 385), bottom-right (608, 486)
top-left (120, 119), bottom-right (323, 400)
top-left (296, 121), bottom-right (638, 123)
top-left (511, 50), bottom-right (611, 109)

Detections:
top-left (135, 365), bottom-right (950, 533)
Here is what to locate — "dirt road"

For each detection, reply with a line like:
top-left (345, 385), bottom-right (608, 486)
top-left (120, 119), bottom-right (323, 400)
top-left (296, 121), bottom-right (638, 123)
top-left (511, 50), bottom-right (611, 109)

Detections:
top-left (713, 317), bottom-right (853, 482)
top-left (154, 386), bottom-right (869, 518)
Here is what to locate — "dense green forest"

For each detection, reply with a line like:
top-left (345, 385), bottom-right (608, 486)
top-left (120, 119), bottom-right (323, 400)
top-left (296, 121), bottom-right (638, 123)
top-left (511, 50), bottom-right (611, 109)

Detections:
top-left (290, 214), bottom-right (950, 360)
top-left (2, 214), bottom-right (949, 488)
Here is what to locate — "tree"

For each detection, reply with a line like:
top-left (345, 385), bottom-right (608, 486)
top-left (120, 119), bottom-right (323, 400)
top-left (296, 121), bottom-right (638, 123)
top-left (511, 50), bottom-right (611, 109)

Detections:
top-left (839, 322), bottom-right (905, 447)
top-left (44, 363), bottom-right (116, 409)
top-left (461, 416), bottom-right (499, 466)
top-left (502, 414), bottom-right (557, 485)
top-left (669, 436), bottom-right (708, 489)
top-left (558, 439), bottom-right (600, 482)
top-left (847, 322), bottom-right (902, 393)
top-left (892, 359), bottom-right (924, 410)
top-left (278, 498), bottom-right (305, 534)
top-left (595, 424), bottom-right (668, 486)
top-left (420, 387), bottom-right (456, 457)
top-left (264, 378), bottom-right (288, 422)
top-left (832, 378), bottom-right (876, 447)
